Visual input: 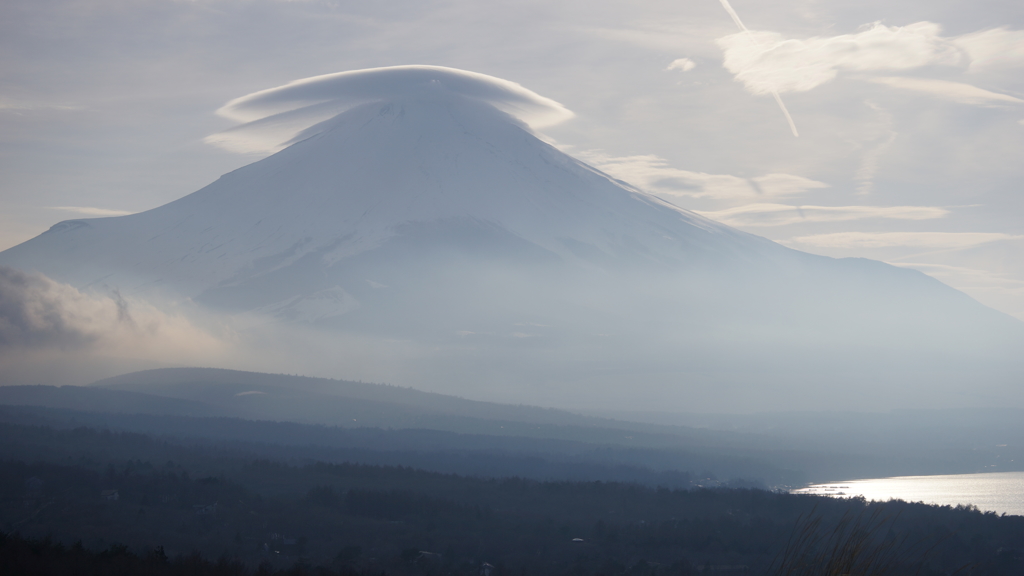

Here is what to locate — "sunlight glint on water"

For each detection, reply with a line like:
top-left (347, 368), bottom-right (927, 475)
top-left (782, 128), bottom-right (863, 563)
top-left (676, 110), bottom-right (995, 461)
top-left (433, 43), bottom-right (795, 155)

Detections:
top-left (793, 471), bottom-right (1024, 516)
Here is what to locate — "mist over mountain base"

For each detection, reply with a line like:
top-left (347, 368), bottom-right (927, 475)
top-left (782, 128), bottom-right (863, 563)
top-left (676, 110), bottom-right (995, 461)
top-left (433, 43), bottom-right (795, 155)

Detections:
top-left (2, 68), bottom-right (1021, 413)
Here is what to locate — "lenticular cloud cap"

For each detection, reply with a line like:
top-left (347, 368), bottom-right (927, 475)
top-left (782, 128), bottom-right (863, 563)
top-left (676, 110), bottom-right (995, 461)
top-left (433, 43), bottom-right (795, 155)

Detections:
top-left (206, 65), bottom-right (574, 154)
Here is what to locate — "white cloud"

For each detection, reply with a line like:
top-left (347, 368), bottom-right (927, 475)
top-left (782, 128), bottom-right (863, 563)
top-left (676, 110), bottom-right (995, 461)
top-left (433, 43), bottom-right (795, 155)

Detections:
top-left (717, 22), bottom-right (961, 95)
top-left (666, 58), bottom-right (696, 72)
top-left (869, 77), bottom-right (1024, 105)
top-left (207, 65), bottom-right (574, 154)
top-left (578, 152), bottom-right (828, 200)
top-left (853, 102), bottom-right (898, 195)
top-left (696, 203), bottom-right (948, 227)
top-left (0, 100), bottom-right (83, 112)
top-left (48, 206), bottom-right (134, 217)
top-left (750, 173), bottom-right (829, 198)
top-left (953, 28), bottom-right (1024, 71)
top-left (0, 266), bottom-right (225, 360)
top-left (783, 232), bottom-right (1022, 249)
top-left (585, 26), bottom-right (705, 53)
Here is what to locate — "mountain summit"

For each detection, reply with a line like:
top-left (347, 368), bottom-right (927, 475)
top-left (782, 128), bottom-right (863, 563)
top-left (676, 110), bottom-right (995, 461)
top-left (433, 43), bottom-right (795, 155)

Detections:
top-left (2, 66), bottom-right (1021, 411)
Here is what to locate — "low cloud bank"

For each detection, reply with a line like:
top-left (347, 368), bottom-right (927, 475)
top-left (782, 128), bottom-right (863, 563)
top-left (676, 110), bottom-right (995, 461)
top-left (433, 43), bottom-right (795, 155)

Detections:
top-left (0, 266), bottom-right (227, 383)
top-left (0, 266), bottom-right (419, 387)
top-left (1, 266), bottom-right (108, 349)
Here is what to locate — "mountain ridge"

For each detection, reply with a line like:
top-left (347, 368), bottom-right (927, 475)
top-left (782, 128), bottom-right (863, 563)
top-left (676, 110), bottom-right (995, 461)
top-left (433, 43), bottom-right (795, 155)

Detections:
top-left (1, 66), bottom-right (1020, 411)
top-left (2, 365), bottom-right (1020, 482)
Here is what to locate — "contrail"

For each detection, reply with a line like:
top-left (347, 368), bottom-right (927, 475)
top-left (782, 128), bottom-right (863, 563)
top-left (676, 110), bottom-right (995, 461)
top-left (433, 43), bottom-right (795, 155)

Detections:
top-left (771, 92), bottom-right (800, 138)
top-left (717, 0), bottom-right (747, 31)
top-left (717, 0), bottom-right (800, 137)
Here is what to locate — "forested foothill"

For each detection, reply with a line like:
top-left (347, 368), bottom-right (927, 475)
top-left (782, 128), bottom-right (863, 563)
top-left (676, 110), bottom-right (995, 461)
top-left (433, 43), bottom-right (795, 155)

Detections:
top-left (1, 418), bottom-right (1022, 575)
top-left (4, 372), bottom-right (1024, 489)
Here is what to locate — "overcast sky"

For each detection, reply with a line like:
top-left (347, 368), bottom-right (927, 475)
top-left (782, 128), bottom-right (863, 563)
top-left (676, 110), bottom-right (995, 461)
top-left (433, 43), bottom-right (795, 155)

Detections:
top-left (2, 0), bottom-right (1022, 319)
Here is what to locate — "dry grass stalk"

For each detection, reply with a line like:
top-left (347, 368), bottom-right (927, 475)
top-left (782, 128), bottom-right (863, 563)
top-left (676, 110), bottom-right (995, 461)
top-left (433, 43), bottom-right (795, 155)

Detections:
top-left (766, 504), bottom-right (960, 576)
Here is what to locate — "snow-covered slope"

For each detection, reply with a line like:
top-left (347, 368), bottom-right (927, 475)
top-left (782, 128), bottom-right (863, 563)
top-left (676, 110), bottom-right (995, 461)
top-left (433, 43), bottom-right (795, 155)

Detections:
top-left (2, 67), bottom-right (1021, 411)
top-left (1, 94), bottom-right (769, 297)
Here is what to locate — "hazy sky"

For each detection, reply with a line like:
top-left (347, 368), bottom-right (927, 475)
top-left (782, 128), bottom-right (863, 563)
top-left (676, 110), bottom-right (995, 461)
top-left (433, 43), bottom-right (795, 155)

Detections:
top-left (2, 0), bottom-right (1023, 319)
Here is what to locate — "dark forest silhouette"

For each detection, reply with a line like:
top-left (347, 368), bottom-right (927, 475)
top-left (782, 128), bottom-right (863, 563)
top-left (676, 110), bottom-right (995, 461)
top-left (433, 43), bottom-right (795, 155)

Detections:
top-left (1, 421), bottom-right (1023, 575)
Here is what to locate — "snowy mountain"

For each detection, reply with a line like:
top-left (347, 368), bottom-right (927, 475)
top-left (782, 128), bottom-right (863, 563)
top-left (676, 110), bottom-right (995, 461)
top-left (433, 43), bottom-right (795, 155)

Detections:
top-left (2, 66), bottom-right (1021, 411)
top-left (2, 89), bottom-right (765, 308)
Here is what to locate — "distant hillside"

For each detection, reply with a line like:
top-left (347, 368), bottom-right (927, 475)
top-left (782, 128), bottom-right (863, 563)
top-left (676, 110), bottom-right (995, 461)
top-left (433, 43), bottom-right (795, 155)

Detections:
top-left (0, 409), bottom-right (771, 487)
top-left (0, 383), bottom-right (217, 417)
top-left (87, 368), bottom-right (739, 449)
top-left (93, 367), bottom-right (617, 426)
top-left (1, 365), bottom-right (1019, 484)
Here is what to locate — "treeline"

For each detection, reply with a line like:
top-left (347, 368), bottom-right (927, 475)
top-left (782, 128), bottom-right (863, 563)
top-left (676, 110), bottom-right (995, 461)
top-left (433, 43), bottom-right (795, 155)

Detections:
top-left (0, 405), bottom-right (787, 488)
top-left (1, 419), bottom-right (1023, 575)
top-left (0, 531), bottom-right (366, 576)
top-left (3, 457), bottom-right (1024, 575)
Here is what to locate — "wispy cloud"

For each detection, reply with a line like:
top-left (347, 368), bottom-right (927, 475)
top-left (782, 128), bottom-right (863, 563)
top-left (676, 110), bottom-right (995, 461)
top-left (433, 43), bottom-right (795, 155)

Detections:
top-left (716, 22), bottom-right (961, 95)
top-left (578, 152), bottom-right (828, 200)
top-left (48, 206), bottom-right (134, 217)
top-left (714, 21), bottom-right (1024, 112)
top-left (953, 27), bottom-right (1024, 71)
top-left (666, 58), bottom-right (696, 72)
top-left (584, 26), bottom-right (701, 52)
top-left (697, 203), bottom-right (948, 227)
top-left (0, 100), bottom-right (83, 112)
top-left (715, 0), bottom-right (799, 136)
top-left (783, 232), bottom-right (1022, 249)
top-left (868, 77), bottom-right (1024, 105)
top-left (853, 102), bottom-right (898, 195)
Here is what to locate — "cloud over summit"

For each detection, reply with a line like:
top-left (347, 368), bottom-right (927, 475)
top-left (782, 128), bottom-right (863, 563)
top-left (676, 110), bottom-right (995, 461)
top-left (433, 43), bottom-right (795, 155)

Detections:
top-left (206, 65), bottom-right (575, 154)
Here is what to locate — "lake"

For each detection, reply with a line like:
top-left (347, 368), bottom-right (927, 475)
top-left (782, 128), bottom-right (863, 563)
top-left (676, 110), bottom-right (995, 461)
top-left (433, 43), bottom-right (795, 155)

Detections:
top-left (792, 471), bottom-right (1024, 516)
